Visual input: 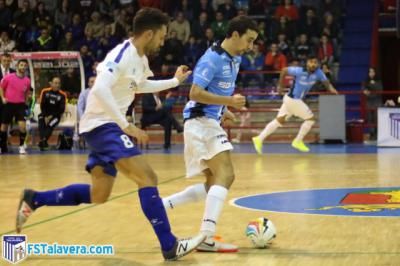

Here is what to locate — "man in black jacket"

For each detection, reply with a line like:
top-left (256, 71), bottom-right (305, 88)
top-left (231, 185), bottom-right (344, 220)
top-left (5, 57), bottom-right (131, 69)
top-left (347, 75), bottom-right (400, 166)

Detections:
top-left (141, 92), bottom-right (182, 150)
top-left (38, 76), bottom-right (67, 150)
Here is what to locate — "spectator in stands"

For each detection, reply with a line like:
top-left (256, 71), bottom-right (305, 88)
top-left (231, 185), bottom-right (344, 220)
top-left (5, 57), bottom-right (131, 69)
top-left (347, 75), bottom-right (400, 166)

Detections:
top-left (79, 45), bottom-right (95, 80)
top-left (61, 68), bottom-right (80, 99)
top-left (248, 0), bottom-right (268, 15)
top-left (191, 11), bottom-right (209, 39)
top-left (85, 11), bottom-right (105, 39)
top-left (161, 30), bottom-right (184, 66)
top-left (70, 0), bottom-right (95, 19)
top-left (363, 67), bottom-right (383, 140)
top-left (298, 8), bottom-right (320, 44)
top-left (34, 1), bottom-right (52, 28)
top-left (0, 59), bottom-right (31, 154)
top-left (0, 31), bottom-right (15, 52)
top-left (295, 33), bottom-right (311, 63)
top-left (184, 35), bottom-right (201, 68)
top-left (312, 62), bottom-right (334, 92)
top-left (77, 76), bottom-right (95, 120)
top-left (38, 76), bottom-right (67, 151)
top-left (277, 32), bottom-right (290, 56)
top-left (217, 0), bottom-right (237, 20)
top-left (256, 21), bottom-right (267, 43)
top-left (199, 27), bottom-right (215, 54)
top-left (264, 42), bottom-right (288, 71)
top-left (317, 34), bottom-right (334, 65)
top-left (55, 0), bottom-right (71, 30)
top-left (141, 92), bottom-right (183, 150)
top-left (168, 11), bottom-right (191, 44)
top-left (194, 0), bottom-right (214, 23)
top-left (178, 0), bottom-right (194, 21)
top-left (99, 0), bottom-right (120, 20)
top-left (33, 27), bottom-right (54, 51)
top-left (98, 24), bottom-right (120, 60)
top-left (321, 12), bottom-right (340, 52)
top-left (241, 43), bottom-right (264, 87)
top-left (66, 13), bottom-right (84, 40)
top-left (271, 15), bottom-right (295, 42)
top-left (275, 0), bottom-right (299, 21)
top-left (211, 11), bottom-right (228, 41)
top-left (58, 31), bottom-right (75, 51)
top-left (0, 0), bottom-right (12, 32)
top-left (13, 0), bottom-right (34, 29)
top-left (320, 0), bottom-right (342, 17)
top-left (78, 28), bottom-right (99, 57)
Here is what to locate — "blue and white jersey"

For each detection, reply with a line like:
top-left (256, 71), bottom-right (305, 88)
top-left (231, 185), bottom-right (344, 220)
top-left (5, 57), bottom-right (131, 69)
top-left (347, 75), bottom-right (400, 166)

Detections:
top-left (80, 39), bottom-right (153, 133)
top-left (287, 66), bottom-right (327, 99)
top-left (183, 44), bottom-right (241, 122)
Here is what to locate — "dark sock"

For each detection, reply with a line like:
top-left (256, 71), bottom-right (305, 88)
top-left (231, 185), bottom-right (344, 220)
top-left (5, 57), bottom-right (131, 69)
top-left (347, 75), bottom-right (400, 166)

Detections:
top-left (32, 184), bottom-right (91, 209)
top-left (139, 187), bottom-right (176, 251)
top-left (20, 132), bottom-right (26, 146)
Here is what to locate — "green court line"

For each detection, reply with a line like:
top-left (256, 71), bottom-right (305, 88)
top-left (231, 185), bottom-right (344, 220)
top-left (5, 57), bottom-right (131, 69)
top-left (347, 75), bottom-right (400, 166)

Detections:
top-left (1, 175), bottom-right (184, 236)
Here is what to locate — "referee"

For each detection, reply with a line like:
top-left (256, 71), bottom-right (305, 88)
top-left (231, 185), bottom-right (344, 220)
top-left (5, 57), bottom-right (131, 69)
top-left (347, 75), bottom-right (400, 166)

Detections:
top-left (38, 76), bottom-right (67, 151)
top-left (0, 59), bottom-right (31, 154)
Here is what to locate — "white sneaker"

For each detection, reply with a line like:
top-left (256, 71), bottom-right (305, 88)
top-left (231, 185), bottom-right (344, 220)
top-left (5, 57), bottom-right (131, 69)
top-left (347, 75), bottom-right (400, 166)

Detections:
top-left (16, 189), bottom-right (36, 233)
top-left (163, 233), bottom-right (206, 261)
top-left (19, 146), bottom-right (27, 154)
top-left (196, 236), bottom-right (238, 253)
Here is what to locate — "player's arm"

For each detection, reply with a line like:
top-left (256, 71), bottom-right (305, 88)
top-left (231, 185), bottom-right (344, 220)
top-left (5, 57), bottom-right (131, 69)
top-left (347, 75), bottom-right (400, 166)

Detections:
top-left (0, 86), bottom-right (5, 104)
top-left (322, 80), bottom-right (338, 94)
top-left (189, 84), bottom-right (245, 109)
top-left (277, 67), bottom-right (289, 94)
top-left (137, 65), bottom-right (192, 93)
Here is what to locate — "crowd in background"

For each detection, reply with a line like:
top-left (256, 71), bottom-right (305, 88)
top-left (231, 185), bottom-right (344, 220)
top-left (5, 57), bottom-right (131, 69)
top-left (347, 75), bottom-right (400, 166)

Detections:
top-left (0, 0), bottom-right (346, 96)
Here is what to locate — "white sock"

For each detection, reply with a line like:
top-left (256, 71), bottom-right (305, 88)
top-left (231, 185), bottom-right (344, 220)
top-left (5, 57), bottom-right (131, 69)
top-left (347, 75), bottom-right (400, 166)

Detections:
top-left (162, 183), bottom-right (207, 210)
top-left (200, 185), bottom-right (228, 237)
top-left (295, 120), bottom-right (315, 141)
top-left (258, 119), bottom-right (282, 141)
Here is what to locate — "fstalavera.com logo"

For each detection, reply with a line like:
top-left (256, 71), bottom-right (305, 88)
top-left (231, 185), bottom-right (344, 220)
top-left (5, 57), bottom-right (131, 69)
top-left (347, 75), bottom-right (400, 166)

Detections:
top-left (2, 235), bottom-right (27, 264)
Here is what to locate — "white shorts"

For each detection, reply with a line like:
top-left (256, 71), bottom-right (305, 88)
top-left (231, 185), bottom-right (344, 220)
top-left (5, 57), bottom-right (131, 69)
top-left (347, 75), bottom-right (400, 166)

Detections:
top-left (184, 117), bottom-right (233, 178)
top-left (277, 94), bottom-right (314, 120)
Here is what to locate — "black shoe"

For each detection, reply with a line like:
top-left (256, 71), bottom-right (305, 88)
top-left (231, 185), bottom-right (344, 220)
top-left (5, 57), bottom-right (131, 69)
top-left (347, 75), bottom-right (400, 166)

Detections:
top-left (16, 189), bottom-right (36, 233)
top-left (162, 234), bottom-right (206, 261)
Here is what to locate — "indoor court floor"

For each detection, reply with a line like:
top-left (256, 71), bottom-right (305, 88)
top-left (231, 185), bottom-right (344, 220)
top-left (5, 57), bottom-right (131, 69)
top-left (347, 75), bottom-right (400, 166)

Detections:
top-left (1, 143), bottom-right (400, 266)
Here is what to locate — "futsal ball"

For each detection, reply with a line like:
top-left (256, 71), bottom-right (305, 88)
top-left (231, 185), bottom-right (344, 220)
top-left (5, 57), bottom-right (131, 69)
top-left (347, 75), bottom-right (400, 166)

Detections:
top-left (246, 217), bottom-right (276, 248)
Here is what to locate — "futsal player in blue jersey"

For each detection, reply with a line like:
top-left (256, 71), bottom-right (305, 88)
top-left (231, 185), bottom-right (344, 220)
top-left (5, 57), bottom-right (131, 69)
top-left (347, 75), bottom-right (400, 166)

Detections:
top-left (162, 16), bottom-right (258, 252)
top-left (15, 8), bottom-right (205, 261)
top-left (252, 55), bottom-right (338, 153)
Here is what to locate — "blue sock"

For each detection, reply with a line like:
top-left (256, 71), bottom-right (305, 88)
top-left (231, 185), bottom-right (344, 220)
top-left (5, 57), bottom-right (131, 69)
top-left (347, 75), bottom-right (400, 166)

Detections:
top-left (32, 184), bottom-right (91, 209)
top-left (139, 187), bottom-right (176, 251)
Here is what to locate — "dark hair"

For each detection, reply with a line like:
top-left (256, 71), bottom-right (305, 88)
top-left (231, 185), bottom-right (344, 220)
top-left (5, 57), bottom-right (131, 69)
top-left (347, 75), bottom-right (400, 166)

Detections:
top-left (226, 15), bottom-right (258, 38)
top-left (2, 53), bottom-right (11, 58)
top-left (133, 7), bottom-right (170, 36)
top-left (17, 59), bottom-right (28, 65)
top-left (306, 55), bottom-right (318, 61)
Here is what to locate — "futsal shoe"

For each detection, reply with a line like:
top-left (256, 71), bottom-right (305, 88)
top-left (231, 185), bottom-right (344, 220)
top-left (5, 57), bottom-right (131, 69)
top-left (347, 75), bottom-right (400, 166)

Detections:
top-left (16, 189), bottom-right (36, 233)
top-left (291, 139), bottom-right (310, 152)
top-left (163, 233), bottom-right (206, 261)
top-left (196, 236), bottom-right (238, 253)
top-left (252, 136), bottom-right (263, 154)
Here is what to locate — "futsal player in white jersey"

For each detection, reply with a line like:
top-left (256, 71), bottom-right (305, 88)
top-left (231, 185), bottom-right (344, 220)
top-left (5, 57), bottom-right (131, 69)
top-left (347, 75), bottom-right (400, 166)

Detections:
top-left (162, 16), bottom-right (258, 252)
top-left (252, 55), bottom-right (338, 153)
top-left (16, 8), bottom-right (205, 261)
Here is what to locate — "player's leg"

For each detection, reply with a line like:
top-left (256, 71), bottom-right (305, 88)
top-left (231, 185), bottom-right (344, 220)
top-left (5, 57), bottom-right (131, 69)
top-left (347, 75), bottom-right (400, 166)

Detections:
top-left (252, 99), bottom-right (288, 154)
top-left (115, 156), bottom-right (205, 260)
top-left (196, 151), bottom-right (238, 252)
top-left (291, 99), bottom-right (315, 152)
top-left (38, 114), bottom-right (47, 150)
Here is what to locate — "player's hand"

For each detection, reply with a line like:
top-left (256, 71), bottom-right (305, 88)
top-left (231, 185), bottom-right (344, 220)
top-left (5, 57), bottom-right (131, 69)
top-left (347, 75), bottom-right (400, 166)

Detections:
top-left (363, 90), bottom-right (370, 96)
top-left (228, 94), bottom-right (246, 109)
top-left (123, 124), bottom-right (149, 146)
top-left (174, 65), bottom-right (192, 84)
top-left (221, 109), bottom-right (236, 126)
top-left (277, 86), bottom-right (285, 96)
top-left (1, 98), bottom-right (6, 104)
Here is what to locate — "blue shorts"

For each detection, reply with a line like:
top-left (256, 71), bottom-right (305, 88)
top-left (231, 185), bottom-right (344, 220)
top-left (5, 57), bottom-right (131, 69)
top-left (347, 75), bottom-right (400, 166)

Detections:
top-left (83, 123), bottom-right (141, 177)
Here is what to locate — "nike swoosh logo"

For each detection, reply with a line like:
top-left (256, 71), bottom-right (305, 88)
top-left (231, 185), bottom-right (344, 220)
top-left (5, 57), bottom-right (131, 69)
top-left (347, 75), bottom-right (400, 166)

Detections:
top-left (203, 242), bottom-right (215, 247)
